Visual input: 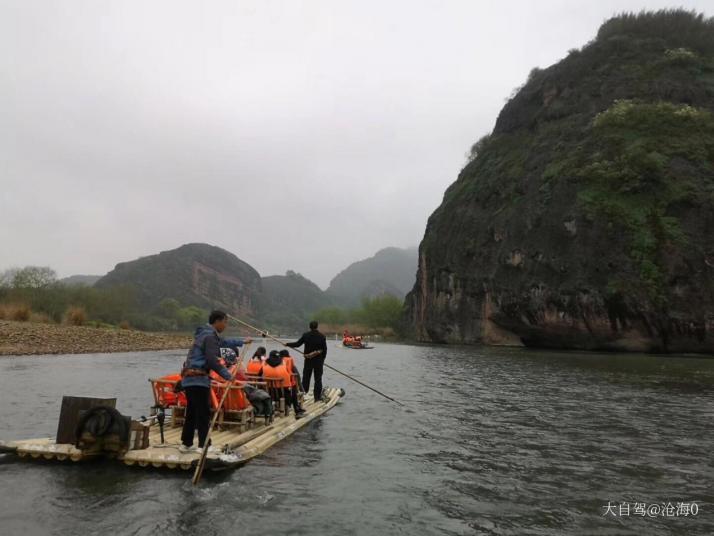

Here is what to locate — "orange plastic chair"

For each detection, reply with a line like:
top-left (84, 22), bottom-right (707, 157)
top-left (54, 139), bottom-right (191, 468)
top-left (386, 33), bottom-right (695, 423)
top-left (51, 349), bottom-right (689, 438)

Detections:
top-left (212, 382), bottom-right (250, 411)
top-left (150, 374), bottom-right (187, 407)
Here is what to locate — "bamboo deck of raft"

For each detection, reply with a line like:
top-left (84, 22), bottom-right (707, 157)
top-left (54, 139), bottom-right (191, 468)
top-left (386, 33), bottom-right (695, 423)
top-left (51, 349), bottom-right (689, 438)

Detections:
top-left (0, 387), bottom-right (344, 471)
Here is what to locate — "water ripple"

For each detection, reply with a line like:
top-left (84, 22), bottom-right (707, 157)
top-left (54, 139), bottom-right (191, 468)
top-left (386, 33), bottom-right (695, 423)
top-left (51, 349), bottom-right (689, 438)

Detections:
top-left (0, 346), bottom-right (712, 535)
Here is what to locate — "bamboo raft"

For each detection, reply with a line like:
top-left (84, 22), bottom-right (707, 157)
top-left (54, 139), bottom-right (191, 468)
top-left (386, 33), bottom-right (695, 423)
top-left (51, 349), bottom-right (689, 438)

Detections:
top-left (0, 387), bottom-right (344, 471)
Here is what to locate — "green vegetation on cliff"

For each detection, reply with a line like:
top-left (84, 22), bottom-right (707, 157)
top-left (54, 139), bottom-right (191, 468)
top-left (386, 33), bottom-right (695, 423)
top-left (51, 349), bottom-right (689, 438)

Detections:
top-left (409, 10), bottom-right (714, 353)
top-left (578, 100), bottom-right (714, 304)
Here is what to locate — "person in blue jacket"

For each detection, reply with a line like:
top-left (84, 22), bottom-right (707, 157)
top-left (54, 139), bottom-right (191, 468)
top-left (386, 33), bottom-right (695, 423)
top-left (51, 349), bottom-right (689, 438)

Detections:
top-left (180, 310), bottom-right (250, 452)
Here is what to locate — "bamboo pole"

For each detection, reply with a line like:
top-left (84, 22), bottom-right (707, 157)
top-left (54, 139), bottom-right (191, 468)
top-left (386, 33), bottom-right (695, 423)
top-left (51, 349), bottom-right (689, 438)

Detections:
top-left (226, 314), bottom-right (403, 407)
top-left (192, 341), bottom-right (252, 485)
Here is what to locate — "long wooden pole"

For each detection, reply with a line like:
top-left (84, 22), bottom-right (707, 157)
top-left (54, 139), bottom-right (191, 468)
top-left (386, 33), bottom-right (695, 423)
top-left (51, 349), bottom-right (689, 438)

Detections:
top-left (192, 341), bottom-right (252, 485)
top-left (227, 314), bottom-right (403, 407)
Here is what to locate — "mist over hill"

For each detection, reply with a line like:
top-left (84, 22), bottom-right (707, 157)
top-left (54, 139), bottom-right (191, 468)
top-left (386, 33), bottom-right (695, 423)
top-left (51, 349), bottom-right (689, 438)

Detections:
top-left (327, 247), bottom-right (418, 307)
top-left (260, 271), bottom-right (335, 331)
top-left (59, 274), bottom-right (102, 287)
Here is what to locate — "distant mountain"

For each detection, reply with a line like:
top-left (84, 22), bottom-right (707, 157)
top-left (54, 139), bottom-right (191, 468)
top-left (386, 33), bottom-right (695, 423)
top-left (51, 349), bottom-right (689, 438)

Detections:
top-left (95, 243), bottom-right (262, 318)
top-left (327, 247), bottom-right (418, 307)
top-left (59, 274), bottom-right (102, 286)
top-left (92, 243), bottom-right (417, 332)
top-left (260, 271), bottom-right (334, 331)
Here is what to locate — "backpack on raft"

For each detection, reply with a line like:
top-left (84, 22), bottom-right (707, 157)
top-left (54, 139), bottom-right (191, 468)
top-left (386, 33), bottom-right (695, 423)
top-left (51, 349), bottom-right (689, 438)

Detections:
top-left (244, 384), bottom-right (273, 422)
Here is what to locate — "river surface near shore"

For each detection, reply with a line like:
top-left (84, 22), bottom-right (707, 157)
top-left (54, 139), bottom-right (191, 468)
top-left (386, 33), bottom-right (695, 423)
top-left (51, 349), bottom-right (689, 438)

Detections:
top-left (0, 343), bottom-right (713, 535)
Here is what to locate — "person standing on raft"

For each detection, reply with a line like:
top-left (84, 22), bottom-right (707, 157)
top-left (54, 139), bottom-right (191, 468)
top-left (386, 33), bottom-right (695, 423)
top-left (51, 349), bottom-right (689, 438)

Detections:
top-left (286, 320), bottom-right (328, 402)
top-left (180, 310), bottom-right (240, 453)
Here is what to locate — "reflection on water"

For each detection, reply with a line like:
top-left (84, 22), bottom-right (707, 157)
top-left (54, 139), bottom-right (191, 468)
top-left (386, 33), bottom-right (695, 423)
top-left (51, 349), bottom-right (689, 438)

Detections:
top-left (0, 345), bottom-right (713, 535)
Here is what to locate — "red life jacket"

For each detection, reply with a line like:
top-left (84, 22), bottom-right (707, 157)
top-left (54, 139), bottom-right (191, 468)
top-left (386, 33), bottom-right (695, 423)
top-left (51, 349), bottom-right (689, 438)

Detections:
top-left (208, 364), bottom-right (250, 411)
top-left (283, 357), bottom-right (297, 387)
top-left (246, 359), bottom-right (263, 376)
top-left (210, 377), bottom-right (249, 411)
top-left (262, 360), bottom-right (291, 388)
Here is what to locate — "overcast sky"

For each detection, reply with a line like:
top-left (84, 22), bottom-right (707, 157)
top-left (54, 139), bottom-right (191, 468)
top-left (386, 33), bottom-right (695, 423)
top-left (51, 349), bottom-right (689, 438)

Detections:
top-left (1, 1), bottom-right (711, 288)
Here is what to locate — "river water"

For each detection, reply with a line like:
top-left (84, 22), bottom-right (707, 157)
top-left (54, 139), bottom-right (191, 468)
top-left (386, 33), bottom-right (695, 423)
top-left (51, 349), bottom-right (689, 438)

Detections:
top-left (0, 343), bottom-right (712, 536)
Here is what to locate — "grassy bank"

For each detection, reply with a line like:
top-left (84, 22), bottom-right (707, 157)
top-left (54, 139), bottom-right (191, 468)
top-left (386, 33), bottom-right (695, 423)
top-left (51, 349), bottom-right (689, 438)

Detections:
top-left (0, 320), bottom-right (192, 356)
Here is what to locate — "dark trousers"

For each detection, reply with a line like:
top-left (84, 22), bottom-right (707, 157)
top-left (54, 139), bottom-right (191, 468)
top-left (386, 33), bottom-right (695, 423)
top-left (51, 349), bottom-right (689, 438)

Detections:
top-left (302, 356), bottom-right (325, 402)
top-left (284, 386), bottom-right (302, 412)
top-left (181, 386), bottom-right (210, 447)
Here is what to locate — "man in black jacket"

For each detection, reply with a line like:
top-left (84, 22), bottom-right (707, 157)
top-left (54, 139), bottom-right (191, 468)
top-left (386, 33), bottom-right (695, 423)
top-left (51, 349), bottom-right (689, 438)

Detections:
top-left (286, 320), bottom-right (327, 402)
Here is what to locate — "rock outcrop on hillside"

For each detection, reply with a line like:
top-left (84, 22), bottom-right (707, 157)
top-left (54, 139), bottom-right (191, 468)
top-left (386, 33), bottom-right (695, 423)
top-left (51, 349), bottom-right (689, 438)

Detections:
top-left (95, 243), bottom-right (262, 319)
top-left (406, 10), bottom-right (714, 353)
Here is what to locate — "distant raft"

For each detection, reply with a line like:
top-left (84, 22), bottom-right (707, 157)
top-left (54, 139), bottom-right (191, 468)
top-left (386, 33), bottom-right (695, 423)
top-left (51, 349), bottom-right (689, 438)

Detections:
top-left (0, 387), bottom-right (345, 471)
top-left (342, 330), bottom-right (373, 349)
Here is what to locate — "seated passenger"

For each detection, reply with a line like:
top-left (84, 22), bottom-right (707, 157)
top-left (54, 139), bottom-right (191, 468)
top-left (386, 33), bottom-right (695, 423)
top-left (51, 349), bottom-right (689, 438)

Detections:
top-left (246, 346), bottom-right (266, 376)
top-left (279, 349), bottom-right (304, 415)
top-left (210, 347), bottom-right (238, 381)
top-left (263, 350), bottom-right (305, 419)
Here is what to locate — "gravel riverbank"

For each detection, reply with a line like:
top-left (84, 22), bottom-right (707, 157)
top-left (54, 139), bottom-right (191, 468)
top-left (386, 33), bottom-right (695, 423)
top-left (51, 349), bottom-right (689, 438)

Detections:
top-left (0, 320), bottom-right (192, 355)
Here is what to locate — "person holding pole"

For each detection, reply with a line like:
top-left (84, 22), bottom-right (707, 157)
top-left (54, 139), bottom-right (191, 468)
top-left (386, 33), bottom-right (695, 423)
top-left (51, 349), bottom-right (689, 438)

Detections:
top-left (286, 320), bottom-right (327, 402)
top-left (226, 313), bottom-right (403, 406)
top-left (180, 310), bottom-right (235, 453)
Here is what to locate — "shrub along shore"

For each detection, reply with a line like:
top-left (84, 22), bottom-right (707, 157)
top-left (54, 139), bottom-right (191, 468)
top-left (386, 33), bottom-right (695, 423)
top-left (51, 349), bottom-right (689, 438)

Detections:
top-left (0, 267), bottom-right (408, 351)
top-left (0, 320), bottom-right (192, 356)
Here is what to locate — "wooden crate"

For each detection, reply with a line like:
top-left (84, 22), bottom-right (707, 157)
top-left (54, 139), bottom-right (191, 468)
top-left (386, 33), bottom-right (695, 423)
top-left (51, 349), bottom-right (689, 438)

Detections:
top-left (129, 421), bottom-right (150, 450)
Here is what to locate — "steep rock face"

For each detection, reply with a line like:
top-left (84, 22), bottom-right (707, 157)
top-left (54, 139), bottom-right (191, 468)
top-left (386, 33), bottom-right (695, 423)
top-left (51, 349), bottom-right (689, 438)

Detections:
top-left (406, 11), bottom-right (714, 353)
top-left (95, 243), bottom-right (262, 318)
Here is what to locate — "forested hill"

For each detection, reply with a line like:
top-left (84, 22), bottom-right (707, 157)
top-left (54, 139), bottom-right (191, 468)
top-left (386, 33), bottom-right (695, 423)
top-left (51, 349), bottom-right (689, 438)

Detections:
top-left (95, 243), bottom-right (263, 319)
top-left (327, 247), bottom-right (418, 307)
top-left (91, 243), bottom-right (416, 333)
top-left (406, 10), bottom-right (714, 354)
top-left (260, 271), bottom-right (335, 331)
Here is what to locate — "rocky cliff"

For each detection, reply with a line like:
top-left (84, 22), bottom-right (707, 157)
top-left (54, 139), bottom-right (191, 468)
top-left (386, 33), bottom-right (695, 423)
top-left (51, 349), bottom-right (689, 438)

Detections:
top-left (406, 10), bottom-right (714, 353)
